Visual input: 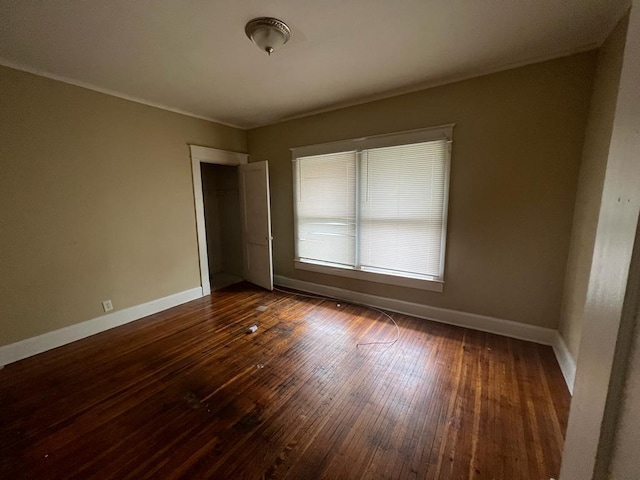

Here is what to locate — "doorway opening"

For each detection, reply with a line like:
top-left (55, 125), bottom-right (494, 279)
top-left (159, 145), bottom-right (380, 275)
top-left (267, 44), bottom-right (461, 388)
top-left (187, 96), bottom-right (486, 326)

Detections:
top-left (201, 163), bottom-right (243, 291)
top-left (189, 145), bottom-right (273, 296)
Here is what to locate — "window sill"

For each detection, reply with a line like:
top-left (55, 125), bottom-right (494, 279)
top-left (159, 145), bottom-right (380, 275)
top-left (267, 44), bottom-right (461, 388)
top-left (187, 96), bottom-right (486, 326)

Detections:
top-left (294, 260), bottom-right (444, 293)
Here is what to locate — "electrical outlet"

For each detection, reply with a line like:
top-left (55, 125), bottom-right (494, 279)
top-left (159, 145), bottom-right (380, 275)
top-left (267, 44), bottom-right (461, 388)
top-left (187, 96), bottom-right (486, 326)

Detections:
top-left (102, 300), bottom-right (113, 312)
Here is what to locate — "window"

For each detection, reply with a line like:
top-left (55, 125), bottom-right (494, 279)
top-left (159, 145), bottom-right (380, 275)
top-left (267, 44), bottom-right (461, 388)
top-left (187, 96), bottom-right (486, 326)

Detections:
top-left (292, 125), bottom-right (453, 292)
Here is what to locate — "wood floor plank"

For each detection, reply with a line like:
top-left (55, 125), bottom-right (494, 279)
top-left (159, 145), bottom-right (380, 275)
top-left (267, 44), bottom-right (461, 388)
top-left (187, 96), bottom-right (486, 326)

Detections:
top-left (0, 283), bottom-right (571, 479)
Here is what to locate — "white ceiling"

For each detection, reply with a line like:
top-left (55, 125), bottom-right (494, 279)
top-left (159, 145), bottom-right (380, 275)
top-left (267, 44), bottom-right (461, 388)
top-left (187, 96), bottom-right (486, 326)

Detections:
top-left (0, 0), bottom-right (629, 129)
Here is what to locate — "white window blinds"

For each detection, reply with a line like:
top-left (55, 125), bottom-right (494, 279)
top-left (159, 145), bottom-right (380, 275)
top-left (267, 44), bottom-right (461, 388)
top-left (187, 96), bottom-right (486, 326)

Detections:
top-left (295, 151), bottom-right (356, 267)
top-left (359, 140), bottom-right (448, 278)
top-left (293, 125), bottom-right (452, 284)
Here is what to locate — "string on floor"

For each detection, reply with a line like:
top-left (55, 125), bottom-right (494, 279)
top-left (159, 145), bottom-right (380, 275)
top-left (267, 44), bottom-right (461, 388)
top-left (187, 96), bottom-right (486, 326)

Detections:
top-left (272, 287), bottom-right (400, 348)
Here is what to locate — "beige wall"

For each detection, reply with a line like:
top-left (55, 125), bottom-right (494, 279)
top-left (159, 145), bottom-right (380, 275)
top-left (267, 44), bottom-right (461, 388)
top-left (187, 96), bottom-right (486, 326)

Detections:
top-left (559, 16), bottom-right (628, 361)
top-left (248, 52), bottom-right (596, 328)
top-left (0, 65), bottom-right (247, 346)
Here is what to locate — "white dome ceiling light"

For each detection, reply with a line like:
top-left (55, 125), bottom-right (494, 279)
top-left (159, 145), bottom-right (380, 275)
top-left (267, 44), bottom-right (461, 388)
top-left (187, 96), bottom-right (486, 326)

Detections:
top-left (245, 17), bottom-right (291, 56)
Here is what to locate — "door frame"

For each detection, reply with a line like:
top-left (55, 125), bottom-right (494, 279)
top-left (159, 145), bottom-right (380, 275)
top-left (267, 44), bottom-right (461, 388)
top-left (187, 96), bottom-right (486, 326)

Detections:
top-left (189, 145), bottom-right (248, 296)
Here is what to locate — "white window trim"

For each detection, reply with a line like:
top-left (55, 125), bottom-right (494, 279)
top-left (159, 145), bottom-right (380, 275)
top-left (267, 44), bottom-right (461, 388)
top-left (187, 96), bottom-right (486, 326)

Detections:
top-left (294, 260), bottom-right (445, 292)
top-left (291, 124), bottom-right (454, 157)
top-left (291, 124), bottom-right (453, 293)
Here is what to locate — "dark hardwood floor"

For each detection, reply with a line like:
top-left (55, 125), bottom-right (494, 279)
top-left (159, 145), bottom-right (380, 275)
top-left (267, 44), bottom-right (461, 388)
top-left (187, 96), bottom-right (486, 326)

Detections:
top-left (0, 283), bottom-right (570, 479)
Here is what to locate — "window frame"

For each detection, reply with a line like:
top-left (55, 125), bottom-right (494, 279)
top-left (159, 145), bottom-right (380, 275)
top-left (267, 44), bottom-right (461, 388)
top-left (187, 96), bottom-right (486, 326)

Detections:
top-left (291, 124), bottom-right (454, 293)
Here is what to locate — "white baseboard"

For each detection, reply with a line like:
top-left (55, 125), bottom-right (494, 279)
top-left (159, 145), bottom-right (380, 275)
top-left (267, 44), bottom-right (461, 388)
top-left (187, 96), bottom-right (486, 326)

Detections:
top-left (274, 275), bottom-right (578, 392)
top-left (0, 286), bottom-right (204, 367)
top-left (552, 333), bottom-right (577, 394)
top-left (273, 275), bottom-right (576, 395)
top-left (2, 277), bottom-right (576, 394)
top-left (274, 275), bottom-right (556, 345)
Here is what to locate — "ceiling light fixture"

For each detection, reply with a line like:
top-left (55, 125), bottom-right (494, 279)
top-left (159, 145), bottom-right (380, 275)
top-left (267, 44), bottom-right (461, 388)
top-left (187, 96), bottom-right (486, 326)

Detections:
top-left (245, 17), bottom-right (291, 56)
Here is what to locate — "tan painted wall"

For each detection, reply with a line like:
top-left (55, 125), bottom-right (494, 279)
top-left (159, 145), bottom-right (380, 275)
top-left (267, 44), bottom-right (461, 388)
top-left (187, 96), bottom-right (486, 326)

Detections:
top-left (248, 53), bottom-right (596, 328)
top-left (559, 16), bottom-right (628, 362)
top-left (0, 65), bottom-right (247, 346)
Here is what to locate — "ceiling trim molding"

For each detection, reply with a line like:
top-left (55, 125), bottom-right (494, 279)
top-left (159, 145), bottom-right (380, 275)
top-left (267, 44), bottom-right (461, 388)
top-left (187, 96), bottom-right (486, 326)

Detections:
top-left (0, 38), bottom-right (601, 131)
top-left (271, 41), bottom-right (600, 128)
top-left (0, 57), bottom-right (246, 130)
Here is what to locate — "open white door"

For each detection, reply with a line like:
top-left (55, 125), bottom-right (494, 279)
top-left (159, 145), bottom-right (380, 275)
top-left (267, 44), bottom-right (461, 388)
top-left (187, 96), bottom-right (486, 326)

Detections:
top-left (239, 161), bottom-right (273, 290)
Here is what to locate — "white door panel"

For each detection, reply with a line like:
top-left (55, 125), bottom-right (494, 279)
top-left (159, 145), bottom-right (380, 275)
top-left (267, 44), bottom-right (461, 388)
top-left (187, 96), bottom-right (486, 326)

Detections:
top-left (239, 161), bottom-right (273, 290)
